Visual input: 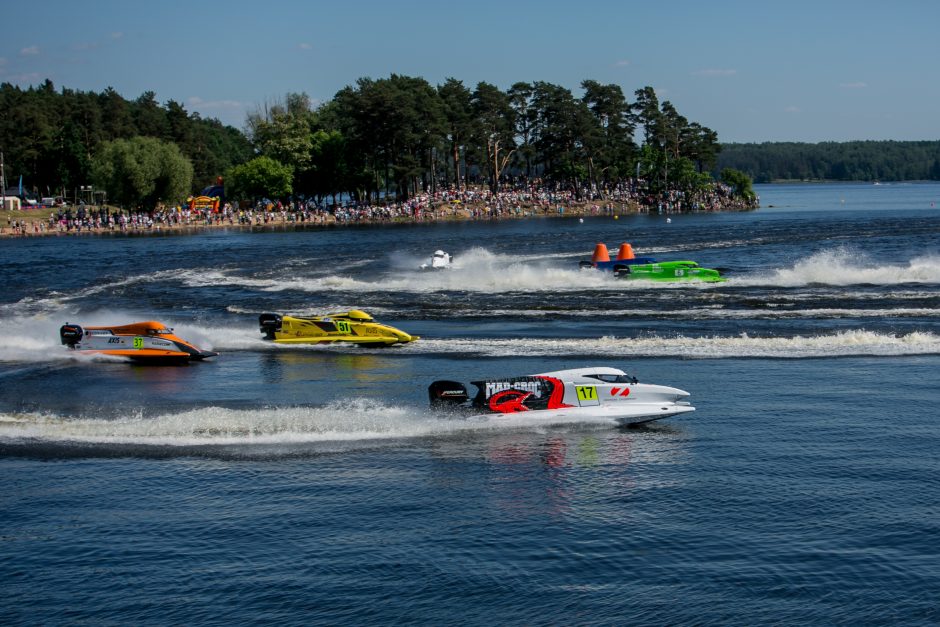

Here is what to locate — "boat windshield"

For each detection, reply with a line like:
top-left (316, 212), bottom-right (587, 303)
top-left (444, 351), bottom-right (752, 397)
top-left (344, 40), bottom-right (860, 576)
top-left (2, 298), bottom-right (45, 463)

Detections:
top-left (586, 373), bottom-right (638, 384)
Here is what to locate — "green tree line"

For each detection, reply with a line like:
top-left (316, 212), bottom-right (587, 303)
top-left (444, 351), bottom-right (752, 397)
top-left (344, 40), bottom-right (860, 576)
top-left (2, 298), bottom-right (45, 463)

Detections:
top-left (0, 79), bottom-right (251, 199)
top-left (2, 76), bottom-right (743, 209)
top-left (239, 78), bottom-right (725, 205)
top-left (716, 141), bottom-right (940, 183)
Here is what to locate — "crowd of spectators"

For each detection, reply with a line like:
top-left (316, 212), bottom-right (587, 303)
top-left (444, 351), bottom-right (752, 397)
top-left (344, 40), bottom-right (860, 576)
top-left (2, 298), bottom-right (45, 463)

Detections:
top-left (3, 180), bottom-right (757, 236)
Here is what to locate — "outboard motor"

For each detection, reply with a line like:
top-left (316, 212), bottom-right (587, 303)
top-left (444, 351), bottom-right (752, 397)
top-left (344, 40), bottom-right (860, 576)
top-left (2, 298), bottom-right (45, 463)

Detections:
top-left (428, 380), bottom-right (470, 408)
top-left (612, 263), bottom-right (632, 277)
top-left (60, 323), bottom-right (84, 347)
top-left (258, 313), bottom-right (282, 340)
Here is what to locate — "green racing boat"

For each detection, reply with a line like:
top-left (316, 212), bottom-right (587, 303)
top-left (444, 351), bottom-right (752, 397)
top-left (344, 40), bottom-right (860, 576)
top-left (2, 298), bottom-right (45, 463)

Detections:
top-left (579, 243), bottom-right (726, 283)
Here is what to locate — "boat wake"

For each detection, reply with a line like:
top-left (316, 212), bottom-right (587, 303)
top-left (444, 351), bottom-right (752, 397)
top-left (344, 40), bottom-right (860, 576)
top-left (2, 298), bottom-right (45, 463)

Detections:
top-left (737, 248), bottom-right (940, 287)
top-left (2, 310), bottom-right (937, 360)
top-left (408, 330), bottom-right (940, 358)
top-left (176, 247), bottom-right (940, 293)
top-left (178, 248), bottom-right (627, 293)
top-left (0, 399), bottom-right (623, 453)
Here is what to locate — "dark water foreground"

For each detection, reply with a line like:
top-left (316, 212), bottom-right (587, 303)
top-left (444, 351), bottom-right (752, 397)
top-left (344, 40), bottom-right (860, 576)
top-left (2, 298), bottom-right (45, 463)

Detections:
top-left (2, 183), bottom-right (939, 624)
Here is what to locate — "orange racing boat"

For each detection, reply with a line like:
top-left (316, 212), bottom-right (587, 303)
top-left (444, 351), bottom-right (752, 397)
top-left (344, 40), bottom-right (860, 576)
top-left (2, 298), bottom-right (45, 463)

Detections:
top-left (59, 321), bottom-right (218, 364)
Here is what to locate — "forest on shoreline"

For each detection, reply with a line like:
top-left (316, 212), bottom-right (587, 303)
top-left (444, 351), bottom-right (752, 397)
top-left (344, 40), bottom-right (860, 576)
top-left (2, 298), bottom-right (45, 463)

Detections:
top-left (0, 78), bottom-right (752, 210)
top-left (717, 141), bottom-right (940, 183)
top-left (7, 79), bottom-right (937, 211)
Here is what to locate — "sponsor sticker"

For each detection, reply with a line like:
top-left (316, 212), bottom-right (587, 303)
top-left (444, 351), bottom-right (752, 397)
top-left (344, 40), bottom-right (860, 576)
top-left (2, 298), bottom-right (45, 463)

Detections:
top-left (485, 380), bottom-right (543, 398)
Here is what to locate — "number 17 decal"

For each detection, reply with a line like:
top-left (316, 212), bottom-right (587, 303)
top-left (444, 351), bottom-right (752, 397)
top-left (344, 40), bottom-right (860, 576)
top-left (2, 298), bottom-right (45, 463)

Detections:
top-left (576, 385), bottom-right (597, 401)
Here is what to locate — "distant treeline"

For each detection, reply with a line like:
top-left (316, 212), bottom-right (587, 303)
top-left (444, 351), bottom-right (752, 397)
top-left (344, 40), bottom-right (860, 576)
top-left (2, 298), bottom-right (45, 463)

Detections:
top-left (0, 79), bottom-right (252, 196)
top-left (716, 141), bottom-right (940, 183)
top-left (2, 77), bottom-right (745, 207)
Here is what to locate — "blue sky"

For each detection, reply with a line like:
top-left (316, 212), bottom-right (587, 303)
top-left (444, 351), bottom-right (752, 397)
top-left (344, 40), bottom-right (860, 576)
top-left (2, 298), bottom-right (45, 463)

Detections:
top-left (3, 0), bottom-right (938, 143)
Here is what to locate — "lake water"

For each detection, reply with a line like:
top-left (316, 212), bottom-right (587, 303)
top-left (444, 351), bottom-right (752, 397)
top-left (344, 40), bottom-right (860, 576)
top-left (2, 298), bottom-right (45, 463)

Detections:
top-left (2, 182), bottom-right (939, 624)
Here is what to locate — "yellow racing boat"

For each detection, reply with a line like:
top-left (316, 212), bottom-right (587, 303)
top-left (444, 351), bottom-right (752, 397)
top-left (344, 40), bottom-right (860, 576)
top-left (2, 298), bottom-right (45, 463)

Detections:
top-left (259, 310), bottom-right (419, 346)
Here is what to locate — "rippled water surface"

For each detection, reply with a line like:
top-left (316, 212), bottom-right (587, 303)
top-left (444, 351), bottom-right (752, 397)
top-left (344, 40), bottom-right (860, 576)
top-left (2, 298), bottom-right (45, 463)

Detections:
top-left (2, 182), bottom-right (940, 624)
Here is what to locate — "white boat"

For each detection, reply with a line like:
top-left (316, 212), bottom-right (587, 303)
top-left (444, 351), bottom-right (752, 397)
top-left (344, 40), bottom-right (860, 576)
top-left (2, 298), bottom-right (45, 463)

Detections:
top-left (429, 366), bottom-right (694, 426)
top-left (420, 250), bottom-right (452, 270)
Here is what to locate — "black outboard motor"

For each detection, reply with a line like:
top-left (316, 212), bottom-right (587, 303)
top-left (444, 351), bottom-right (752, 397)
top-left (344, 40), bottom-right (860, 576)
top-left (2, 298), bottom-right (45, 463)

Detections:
top-left (60, 323), bottom-right (84, 347)
top-left (258, 313), bottom-right (283, 340)
top-left (428, 380), bottom-right (470, 408)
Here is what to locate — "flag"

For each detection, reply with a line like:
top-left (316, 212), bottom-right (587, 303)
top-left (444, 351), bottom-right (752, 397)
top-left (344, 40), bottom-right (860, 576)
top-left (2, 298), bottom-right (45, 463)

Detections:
top-left (18, 174), bottom-right (22, 196)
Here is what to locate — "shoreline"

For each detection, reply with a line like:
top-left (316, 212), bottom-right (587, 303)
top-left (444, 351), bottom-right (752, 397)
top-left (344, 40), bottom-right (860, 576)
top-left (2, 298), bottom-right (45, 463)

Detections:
top-left (2, 199), bottom-right (754, 239)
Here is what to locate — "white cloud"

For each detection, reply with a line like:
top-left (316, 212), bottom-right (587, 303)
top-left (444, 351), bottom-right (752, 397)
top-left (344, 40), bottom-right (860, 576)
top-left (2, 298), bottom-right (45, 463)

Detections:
top-left (839, 81), bottom-right (867, 89)
top-left (111, 32), bottom-right (124, 39)
top-left (784, 105), bottom-right (801, 113)
top-left (614, 59), bottom-right (630, 67)
top-left (693, 68), bottom-right (737, 77)
top-left (20, 46), bottom-right (40, 56)
top-left (298, 43), bottom-right (312, 50)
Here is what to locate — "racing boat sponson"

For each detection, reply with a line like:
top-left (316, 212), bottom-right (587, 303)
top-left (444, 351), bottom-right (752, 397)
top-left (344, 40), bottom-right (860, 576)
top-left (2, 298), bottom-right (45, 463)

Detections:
top-left (259, 310), bottom-right (419, 346)
top-left (429, 366), bottom-right (694, 426)
top-left (579, 242), bottom-right (725, 282)
top-left (60, 321), bottom-right (218, 364)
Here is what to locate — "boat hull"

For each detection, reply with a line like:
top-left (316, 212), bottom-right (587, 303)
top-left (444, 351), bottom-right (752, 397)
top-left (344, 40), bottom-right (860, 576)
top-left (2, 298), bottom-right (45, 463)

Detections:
top-left (615, 261), bottom-right (725, 282)
top-left (430, 367), bottom-right (695, 426)
top-left (260, 311), bottom-right (418, 346)
top-left (470, 403), bottom-right (695, 426)
top-left (60, 322), bottom-right (217, 364)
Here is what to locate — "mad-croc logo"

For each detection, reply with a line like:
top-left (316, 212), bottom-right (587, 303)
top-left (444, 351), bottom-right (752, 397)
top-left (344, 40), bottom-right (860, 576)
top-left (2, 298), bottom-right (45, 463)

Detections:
top-left (485, 381), bottom-right (543, 398)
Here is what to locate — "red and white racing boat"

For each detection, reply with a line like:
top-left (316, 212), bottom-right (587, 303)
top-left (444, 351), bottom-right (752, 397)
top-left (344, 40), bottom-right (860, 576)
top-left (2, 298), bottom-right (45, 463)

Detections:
top-left (429, 366), bottom-right (694, 426)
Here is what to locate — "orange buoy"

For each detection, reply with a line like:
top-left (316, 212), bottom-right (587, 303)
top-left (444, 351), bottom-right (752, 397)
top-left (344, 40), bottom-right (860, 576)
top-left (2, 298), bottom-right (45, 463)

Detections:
top-left (616, 243), bottom-right (635, 260)
top-left (592, 243), bottom-right (610, 263)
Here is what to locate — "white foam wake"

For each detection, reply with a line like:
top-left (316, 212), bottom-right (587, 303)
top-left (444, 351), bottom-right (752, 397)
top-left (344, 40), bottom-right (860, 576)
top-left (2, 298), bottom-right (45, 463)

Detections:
top-left (0, 399), bottom-right (620, 446)
top-left (0, 274), bottom-right (161, 318)
top-left (178, 247), bottom-right (623, 293)
top-left (409, 330), bottom-right (940, 358)
top-left (738, 248), bottom-right (940, 287)
top-left (0, 400), bottom-right (437, 445)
